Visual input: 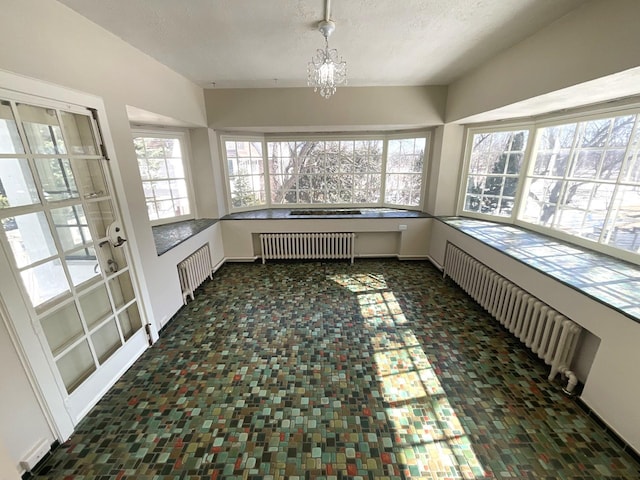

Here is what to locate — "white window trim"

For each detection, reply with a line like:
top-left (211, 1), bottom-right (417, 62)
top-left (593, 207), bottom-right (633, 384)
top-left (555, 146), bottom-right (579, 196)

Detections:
top-left (131, 128), bottom-right (195, 226)
top-left (220, 131), bottom-right (431, 213)
top-left (457, 123), bottom-right (534, 223)
top-left (384, 132), bottom-right (432, 209)
top-left (219, 134), bottom-right (267, 213)
top-left (457, 104), bottom-right (640, 265)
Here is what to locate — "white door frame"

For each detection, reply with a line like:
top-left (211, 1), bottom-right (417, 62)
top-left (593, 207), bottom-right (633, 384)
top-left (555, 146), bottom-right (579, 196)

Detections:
top-left (0, 69), bottom-right (154, 441)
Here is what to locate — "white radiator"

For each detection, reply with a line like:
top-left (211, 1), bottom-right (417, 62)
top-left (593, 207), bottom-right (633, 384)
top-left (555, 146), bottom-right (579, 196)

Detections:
top-left (178, 244), bottom-right (213, 304)
top-left (443, 242), bottom-right (582, 393)
top-left (260, 233), bottom-right (355, 264)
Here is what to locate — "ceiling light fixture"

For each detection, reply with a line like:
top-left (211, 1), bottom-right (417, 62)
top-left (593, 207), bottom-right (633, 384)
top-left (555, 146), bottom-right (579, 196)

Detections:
top-left (307, 0), bottom-right (347, 99)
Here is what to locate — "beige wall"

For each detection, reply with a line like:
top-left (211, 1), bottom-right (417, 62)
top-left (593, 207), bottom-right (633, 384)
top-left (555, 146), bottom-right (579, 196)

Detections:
top-left (447, 0), bottom-right (640, 122)
top-left (222, 218), bottom-right (432, 261)
top-left (0, 0), bottom-right (213, 332)
top-left (205, 86), bottom-right (447, 131)
top-left (0, 307), bottom-right (54, 475)
top-left (0, 0), bottom-right (213, 471)
top-left (425, 124), bottom-right (465, 216)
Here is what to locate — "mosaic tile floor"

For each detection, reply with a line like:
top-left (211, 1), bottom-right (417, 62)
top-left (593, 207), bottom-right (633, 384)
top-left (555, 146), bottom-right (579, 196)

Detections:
top-left (34, 260), bottom-right (640, 479)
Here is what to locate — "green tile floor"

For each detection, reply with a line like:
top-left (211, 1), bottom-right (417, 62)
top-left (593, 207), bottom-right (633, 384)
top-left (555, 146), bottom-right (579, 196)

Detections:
top-left (33, 260), bottom-right (640, 479)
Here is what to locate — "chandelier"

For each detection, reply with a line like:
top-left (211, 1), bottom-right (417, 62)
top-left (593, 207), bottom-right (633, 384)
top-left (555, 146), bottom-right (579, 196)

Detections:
top-left (307, 17), bottom-right (347, 99)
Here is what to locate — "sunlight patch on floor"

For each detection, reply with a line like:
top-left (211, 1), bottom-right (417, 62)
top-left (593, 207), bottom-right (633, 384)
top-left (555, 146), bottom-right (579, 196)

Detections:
top-left (332, 271), bottom-right (487, 479)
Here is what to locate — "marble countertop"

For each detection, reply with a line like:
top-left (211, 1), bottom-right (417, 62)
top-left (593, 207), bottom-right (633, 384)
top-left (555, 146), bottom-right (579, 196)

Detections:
top-left (152, 218), bottom-right (218, 255)
top-left (439, 216), bottom-right (640, 324)
top-left (223, 208), bottom-right (432, 220)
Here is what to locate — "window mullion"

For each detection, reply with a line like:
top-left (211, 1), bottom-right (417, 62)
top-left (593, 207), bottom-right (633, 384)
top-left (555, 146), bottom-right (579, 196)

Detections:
top-left (511, 126), bottom-right (535, 222)
top-left (380, 138), bottom-right (388, 207)
top-left (262, 138), bottom-right (271, 208)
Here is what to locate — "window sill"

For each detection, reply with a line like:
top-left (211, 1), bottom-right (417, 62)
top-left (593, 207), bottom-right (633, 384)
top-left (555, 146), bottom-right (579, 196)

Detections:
top-left (222, 207), bottom-right (431, 220)
top-left (438, 216), bottom-right (640, 324)
top-left (152, 218), bottom-right (217, 256)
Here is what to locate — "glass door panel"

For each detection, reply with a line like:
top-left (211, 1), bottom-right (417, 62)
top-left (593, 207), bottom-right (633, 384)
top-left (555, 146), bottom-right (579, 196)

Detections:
top-left (0, 158), bottom-right (39, 207)
top-left (109, 271), bottom-right (135, 309)
top-left (79, 284), bottom-right (112, 330)
top-left (4, 211), bottom-right (57, 267)
top-left (0, 100), bottom-right (24, 153)
top-left (85, 200), bottom-right (114, 238)
top-left (20, 259), bottom-right (69, 307)
top-left (119, 303), bottom-right (142, 341)
top-left (17, 103), bottom-right (66, 155)
top-left (34, 158), bottom-right (79, 201)
top-left (73, 158), bottom-right (107, 200)
top-left (61, 112), bottom-right (98, 155)
top-left (56, 340), bottom-right (96, 393)
top-left (40, 302), bottom-right (84, 356)
top-left (51, 205), bottom-right (91, 251)
top-left (1, 97), bottom-right (146, 407)
top-left (66, 246), bottom-right (100, 287)
top-left (91, 320), bottom-right (122, 364)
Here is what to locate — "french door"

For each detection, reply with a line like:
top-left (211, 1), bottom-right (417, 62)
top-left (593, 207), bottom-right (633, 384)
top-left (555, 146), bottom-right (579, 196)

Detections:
top-left (0, 92), bottom-right (149, 430)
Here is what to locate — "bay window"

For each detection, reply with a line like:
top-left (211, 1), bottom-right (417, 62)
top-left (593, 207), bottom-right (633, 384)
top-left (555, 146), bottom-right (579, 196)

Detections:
top-left (222, 133), bottom-right (429, 211)
top-left (460, 107), bottom-right (640, 261)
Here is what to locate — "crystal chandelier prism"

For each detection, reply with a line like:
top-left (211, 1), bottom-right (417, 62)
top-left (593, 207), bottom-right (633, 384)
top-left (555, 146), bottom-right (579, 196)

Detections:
top-left (307, 20), bottom-right (347, 99)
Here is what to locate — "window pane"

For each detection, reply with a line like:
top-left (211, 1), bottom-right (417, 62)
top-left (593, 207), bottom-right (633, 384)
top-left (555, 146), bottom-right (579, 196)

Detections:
top-left (0, 158), bottom-right (40, 208)
top-left (170, 179), bottom-right (188, 198)
top-left (18, 103), bottom-right (66, 154)
top-left (463, 130), bottom-right (527, 217)
top-left (119, 303), bottom-right (142, 341)
top-left (109, 271), bottom-right (135, 309)
top-left (5, 211), bottom-right (57, 267)
top-left (79, 284), bottom-right (113, 329)
top-left (166, 157), bottom-right (185, 178)
top-left (56, 340), bottom-right (95, 393)
top-left (0, 100), bottom-right (24, 154)
top-left (533, 124), bottom-right (575, 176)
top-left (570, 151), bottom-right (600, 179)
top-left (51, 205), bottom-right (92, 251)
top-left (142, 181), bottom-right (153, 199)
top-left (604, 185), bottom-right (640, 252)
top-left (91, 320), bottom-right (122, 364)
top-left (226, 140), bottom-right (265, 208)
top-left (85, 200), bottom-right (115, 238)
top-left (623, 127), bottom-right (640, 183)
top-left (155, 199), bottom-right (175, 218)
top-left (66, 246), bottom-right (100, 287)
top-left (61, 112), bottom-right (97, 155)
top-left (520, 178), bottom-right (562, 225)
top-left (600, 149), bottom-right (625, 180)
top-left (134, 133), bottom-right (192, 221)
top-left (73, 158), bottom-right (107, 200)
top-left (152, 180), bottom-right (171, 200)
top-left (146, 201), bottom-right (158, 221)
top-left (518, 113), bottom-right (640, 259)
top-left (175, 197), bottom-right (190, 216)
top-left (21, 259), bottom-right (69, 307)
top-left (34, 158), bottom-right (79, 201)
top-left (40, 302), bottom-right (84, 356)
top-left (147, 158), bottom-right (168, 179)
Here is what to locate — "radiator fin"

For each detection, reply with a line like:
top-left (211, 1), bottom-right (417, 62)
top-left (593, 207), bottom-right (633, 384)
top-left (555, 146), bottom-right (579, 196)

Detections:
top-left (178, 244), bottom-right (213, 304)
top-left (260, 233), bottom-right (355, 264)
top-left (443, 242), bottom-right (582, 391)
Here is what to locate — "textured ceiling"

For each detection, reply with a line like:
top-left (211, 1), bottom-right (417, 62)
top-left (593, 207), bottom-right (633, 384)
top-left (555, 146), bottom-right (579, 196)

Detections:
top-left (57, 0), bottom-right (586, 89)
